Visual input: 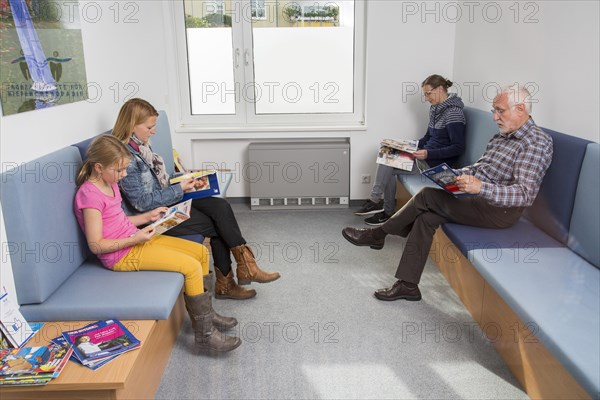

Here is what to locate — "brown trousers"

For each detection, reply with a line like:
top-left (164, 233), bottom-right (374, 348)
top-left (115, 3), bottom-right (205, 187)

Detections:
top-left (382, 187), bottom-right (524, 284)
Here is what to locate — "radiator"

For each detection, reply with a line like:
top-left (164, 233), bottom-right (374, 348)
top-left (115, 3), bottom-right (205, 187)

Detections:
top-left (248, 141), bottom-right (350, 210)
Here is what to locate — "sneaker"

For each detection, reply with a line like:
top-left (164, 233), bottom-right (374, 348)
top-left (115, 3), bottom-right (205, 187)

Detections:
top-left (354, 200), bottom-right (384, 216)
top-left (364, 212), bottom-right (391, 226)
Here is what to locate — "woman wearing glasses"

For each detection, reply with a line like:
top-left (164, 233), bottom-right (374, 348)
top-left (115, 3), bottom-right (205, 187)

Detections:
top-left (356, 74), bottom-right (466, 225)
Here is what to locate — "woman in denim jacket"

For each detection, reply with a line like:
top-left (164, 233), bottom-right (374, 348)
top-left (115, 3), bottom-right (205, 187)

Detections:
top-left (113, 98), bottom-right (280, 300)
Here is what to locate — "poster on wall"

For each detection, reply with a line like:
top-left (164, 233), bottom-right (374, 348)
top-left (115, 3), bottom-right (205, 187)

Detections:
top-left (0, 0), bottom-right (88, 116)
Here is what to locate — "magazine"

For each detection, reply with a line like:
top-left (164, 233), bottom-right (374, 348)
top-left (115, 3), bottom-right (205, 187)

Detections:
top-left (148, 199), bottom-right (192, 235)
top-left (0, 342), bottom-right (73, 386)
top-left (61, 319), bottom-right (141, 366)
top-left (421, 163), bottom-right (472, 197)
top-left (376, 138), bottom-right (419, 171)
top-left (51, 336), bottom-right (116, 370)
top-left (169, 170), bottom-right (221, 200)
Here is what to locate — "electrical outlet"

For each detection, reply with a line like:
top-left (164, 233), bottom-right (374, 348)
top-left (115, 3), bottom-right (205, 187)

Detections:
top-left (361, 174), bottom-right (371, 184)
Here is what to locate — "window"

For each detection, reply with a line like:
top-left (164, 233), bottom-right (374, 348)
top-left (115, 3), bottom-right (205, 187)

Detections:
top-left (174, 0), bottom-right (366, 130)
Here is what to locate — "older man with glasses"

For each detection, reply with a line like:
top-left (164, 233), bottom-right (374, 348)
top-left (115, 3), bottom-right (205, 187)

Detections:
top-left (342, 84), bottom-right (553, 301)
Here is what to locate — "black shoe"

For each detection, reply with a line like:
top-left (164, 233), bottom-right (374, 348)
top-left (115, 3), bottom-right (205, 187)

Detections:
top-left (364, 212), bottom-right (392, 226)
top-left (354, 200), bottom-right (384, 216)
top-left (341, 227), bottom-right (385, 250)
top-left (374, 280), bottom-right (422, 301)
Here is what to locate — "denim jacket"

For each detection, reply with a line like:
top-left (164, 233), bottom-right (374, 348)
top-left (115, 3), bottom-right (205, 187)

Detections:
top-left (118, 143), bottom-right (184, 214)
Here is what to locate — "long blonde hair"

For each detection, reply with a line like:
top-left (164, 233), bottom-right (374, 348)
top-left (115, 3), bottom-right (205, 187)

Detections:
top-left (76, 135), bottom-right (131, 187)
top-left (112, 98), bottom-right (159, 143)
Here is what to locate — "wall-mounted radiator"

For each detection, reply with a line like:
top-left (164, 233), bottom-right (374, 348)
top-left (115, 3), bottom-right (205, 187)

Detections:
top-left (248, 141), bottom-right (350, 210)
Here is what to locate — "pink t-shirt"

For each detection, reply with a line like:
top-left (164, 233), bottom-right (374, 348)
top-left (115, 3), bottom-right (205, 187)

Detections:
top-left (74, 181), bottom-right (138, 269)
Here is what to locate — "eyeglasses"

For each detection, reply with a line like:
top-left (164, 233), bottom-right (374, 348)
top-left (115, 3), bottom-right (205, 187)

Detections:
top-left (491, 104), bottom-right (520, 115)
top-left (423, 87), bottom-right (437, 97)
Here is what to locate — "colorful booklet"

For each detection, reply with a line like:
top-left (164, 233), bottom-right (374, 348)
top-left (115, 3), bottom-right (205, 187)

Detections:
top-left (148, 199), bottom-right (192, 235)
top-left (61, 319), bottom-right (140, 366)
top-left (51, 336), bottom-right (116, 371)
top-left (0, 342), bottom-right (73, 386)
top-left (421, 163), bottom-right (472, 197)
top-left (376, 138), bottom-right (418, 171)
top-left (0, 291), bottom-right (34, 348)
top-left (169, 170), bottom-right (221, 200)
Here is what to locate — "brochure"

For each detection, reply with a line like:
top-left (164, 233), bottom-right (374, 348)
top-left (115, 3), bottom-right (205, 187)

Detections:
top-left (421, 163), bottom-right (472, 197)
top-left (170, 170), bottom-right (221, 200)
top-left (148, 199), bottom-right (192, 235)
top-left (61, 319), bottom-right (141, 366)
top-left (0, 342), bottom-right (73, 386)
top-left (51, 336), bottom-right (116, 370)
top-left (0, 291), bottom-right (34, 348)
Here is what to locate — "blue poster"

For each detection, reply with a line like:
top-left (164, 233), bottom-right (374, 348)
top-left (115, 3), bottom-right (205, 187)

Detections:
top-left (0, 0), bottom-right (88, 115)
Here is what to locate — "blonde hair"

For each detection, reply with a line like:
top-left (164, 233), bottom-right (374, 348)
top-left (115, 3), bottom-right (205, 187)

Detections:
top-left (76, 135), bottom-right (131, 187)
top-left (112, 98), bottom-right (159, 143)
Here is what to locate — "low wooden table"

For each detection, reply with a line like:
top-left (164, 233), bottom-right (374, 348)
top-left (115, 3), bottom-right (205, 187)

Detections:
top-left (0, 296), bottom-right (185, 400)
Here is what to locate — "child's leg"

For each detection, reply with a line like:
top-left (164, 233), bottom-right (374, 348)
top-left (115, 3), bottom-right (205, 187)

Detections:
top-left (114, 236), bottom-right (209, 296)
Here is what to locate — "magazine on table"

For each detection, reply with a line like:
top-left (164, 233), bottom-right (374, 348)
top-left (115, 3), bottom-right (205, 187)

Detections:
top-left (147, 199), bottom-right (192, 235)
top-left (376, 138), bottom-right (419, 171)
top-left (0, 342), bottom-right (73, 386)
top-left (61, 319), bottom-right (141, 366)
top-left (421, 163), bottom-right (472, 197)
top-left (51, 336), bottom-right (116, 370)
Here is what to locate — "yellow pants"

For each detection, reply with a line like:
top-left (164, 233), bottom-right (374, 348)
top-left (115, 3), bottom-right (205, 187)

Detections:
top-left (113, 235), bottom-right (209, 296)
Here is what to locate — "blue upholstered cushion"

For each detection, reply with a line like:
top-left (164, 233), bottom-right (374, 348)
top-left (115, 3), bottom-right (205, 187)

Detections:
top-left (468, 246), bottom-right (600, 397)
top-left (457, 107), bottom-right (498, 166)
top-left (153, 110), bottom-right (176, 176)
top-left (522, 129), bottom-right (591, 245)
top-left (442, 218), bottom-right (561, 257)
top-left (19, 261), bottom-right (184, 321)
top-left (0, 147), bottom-right (87, 305)
top-left (568, 143), bottom-right (600, 268)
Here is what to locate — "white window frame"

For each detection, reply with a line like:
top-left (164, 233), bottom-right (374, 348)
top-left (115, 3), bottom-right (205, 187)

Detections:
top-left (169, 0), bottom-right (367, 132)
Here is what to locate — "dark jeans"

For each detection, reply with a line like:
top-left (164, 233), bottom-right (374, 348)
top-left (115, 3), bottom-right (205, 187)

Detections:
top-left (166, 197), bottom-right (245, 275)
top-left (381, 187), bottom-right (524, 284)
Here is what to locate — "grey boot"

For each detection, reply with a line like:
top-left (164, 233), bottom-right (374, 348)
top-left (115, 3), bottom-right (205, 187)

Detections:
top-left (184, 292), bottom-right (241, 353)
top-left (203, 272), bottom-right (238, 331)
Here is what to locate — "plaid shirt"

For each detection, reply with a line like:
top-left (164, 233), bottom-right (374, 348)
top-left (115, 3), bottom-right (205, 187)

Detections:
top-left (457, 118), bottom-right (553, 208)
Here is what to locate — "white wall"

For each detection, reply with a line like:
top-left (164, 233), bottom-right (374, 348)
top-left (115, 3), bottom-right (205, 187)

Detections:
top-left (452, 1), bottom-right (599, 142)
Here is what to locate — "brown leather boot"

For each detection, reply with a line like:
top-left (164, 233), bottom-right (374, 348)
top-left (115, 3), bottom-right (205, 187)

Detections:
top-left (215, 268), bottom-right (257, 300)
top-left (184, 292), bottom-right (241, 353)
top-left (185, 273), bottom-right (238, 331)
top-left (231, 244), bottom-right (281, 285)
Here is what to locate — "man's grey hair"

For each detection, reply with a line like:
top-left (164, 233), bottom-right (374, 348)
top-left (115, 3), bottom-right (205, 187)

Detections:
top-left (500, 84), bottom-right (532, 114)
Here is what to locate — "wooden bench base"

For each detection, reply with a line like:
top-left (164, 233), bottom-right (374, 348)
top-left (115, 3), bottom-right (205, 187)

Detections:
top-left (430, 229), bottom-right (591, 400)
top-left (0, 295), bottom-right (185, 400)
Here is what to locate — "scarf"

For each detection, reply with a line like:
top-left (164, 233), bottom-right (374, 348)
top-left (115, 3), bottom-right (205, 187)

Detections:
top-left (130, 135), bottom-right (169, 188)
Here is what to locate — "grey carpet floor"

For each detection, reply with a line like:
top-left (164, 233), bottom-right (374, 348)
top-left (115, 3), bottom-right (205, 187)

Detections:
top-left (155, 204), bottom-right (528, 400)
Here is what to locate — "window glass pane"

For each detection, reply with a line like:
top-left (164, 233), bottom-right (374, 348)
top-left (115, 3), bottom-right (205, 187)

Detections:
top-left (251, 1), bottom-right (354, 114)
top-left (184, 1), bottom-right (235, 115)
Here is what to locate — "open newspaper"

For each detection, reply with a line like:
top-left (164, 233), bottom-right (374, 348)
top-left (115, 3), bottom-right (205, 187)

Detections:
top-left (148, 199), bottom-right (192, 235)
top-left (376, 139), bottom-right (419, 171)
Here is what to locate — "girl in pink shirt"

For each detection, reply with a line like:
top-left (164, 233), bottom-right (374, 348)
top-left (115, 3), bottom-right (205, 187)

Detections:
top-left (74, 135), bottom-right (240, 353)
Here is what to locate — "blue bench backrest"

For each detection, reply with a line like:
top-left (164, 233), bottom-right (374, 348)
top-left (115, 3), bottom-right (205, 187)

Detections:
top-left (458, 107), bottom-right (498, 166)
top-left (568, 143), bottom-right (600, 268)
top-left (0, 147), bottom-right (88, 304)
top-left (522, 129), bottom-right (591, 245)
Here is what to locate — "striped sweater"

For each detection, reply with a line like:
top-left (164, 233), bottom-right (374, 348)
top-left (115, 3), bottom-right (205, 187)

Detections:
top-left (418, 93), bottom-right (466, 167)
